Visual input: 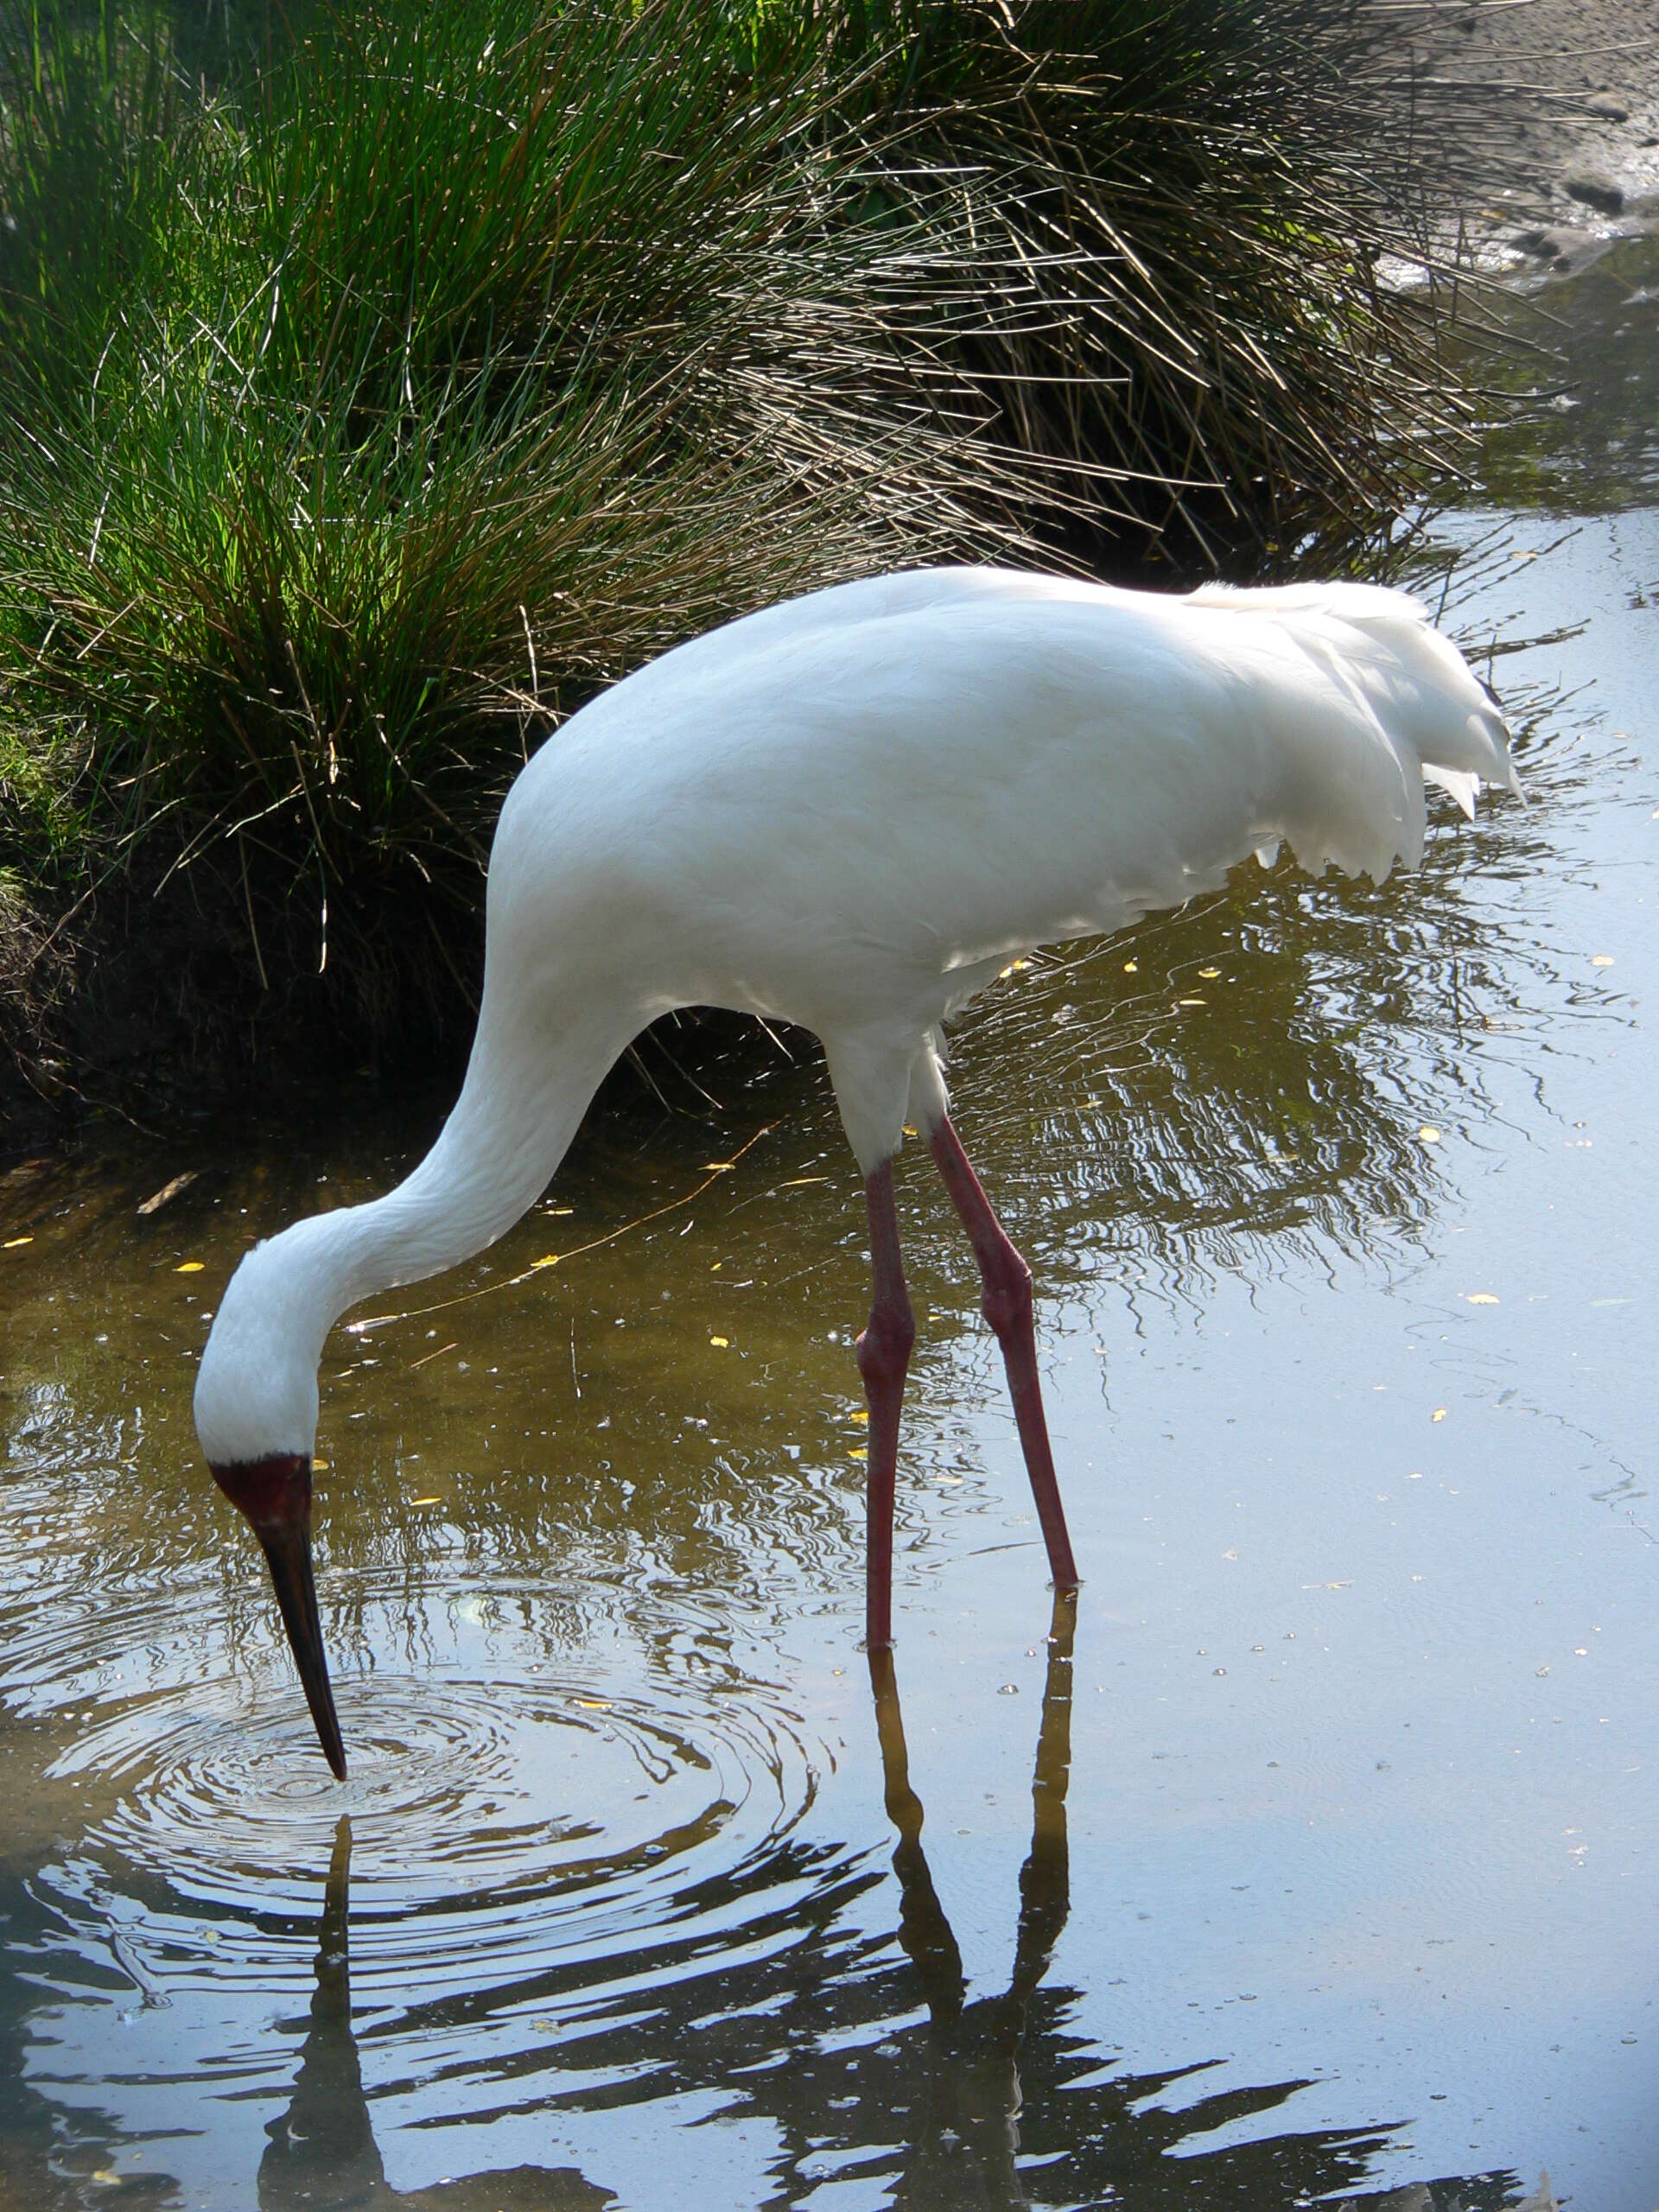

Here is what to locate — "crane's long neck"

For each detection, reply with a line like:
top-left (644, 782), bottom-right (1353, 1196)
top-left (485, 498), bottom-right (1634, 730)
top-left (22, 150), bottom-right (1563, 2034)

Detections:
top-left (270, 997), bottom-right (632, 1359)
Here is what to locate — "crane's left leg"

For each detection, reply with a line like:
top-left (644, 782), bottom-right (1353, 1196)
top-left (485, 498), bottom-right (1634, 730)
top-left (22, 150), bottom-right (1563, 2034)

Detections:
top-left (858, 1160), bottom-right (917, 1651)
top-left (929, 1116), bottom-right (1079, 1591)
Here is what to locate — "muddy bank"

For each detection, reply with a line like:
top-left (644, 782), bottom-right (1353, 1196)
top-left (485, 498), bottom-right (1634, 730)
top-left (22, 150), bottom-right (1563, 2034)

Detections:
top-left (1414, 0), bottom-right (1659, 276)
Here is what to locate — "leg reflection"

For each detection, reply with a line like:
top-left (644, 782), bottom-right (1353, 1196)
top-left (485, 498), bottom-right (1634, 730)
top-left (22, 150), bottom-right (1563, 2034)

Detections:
top-left (867, 1588), bottom-right (1077, 2208)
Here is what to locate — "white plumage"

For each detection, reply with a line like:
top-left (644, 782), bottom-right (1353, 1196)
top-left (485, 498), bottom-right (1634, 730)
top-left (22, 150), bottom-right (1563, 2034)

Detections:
top-left (194, 565), bottom-right (1518, 1777)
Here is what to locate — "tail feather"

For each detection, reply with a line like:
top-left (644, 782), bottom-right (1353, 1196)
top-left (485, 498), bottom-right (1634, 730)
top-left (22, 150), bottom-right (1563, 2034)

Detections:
top-left (1189, 580), bottom-right (1521, 809)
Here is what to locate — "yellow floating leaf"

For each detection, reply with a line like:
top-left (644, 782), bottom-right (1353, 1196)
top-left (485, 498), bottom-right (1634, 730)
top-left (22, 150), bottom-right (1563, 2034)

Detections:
top-left (1592, 954), bottom-right (1615, 968)
top-left (175, 1261), bottom-right (205, 1274)
top-left (1432, 1407), bottom-right (1447, 1422)
top-left (709, 1335), bottom-right (729, 1348)
top-left (1179, 996), bottom-right (1206, 1007)
top-left (410, 1495), bottom-right (442, 1507)
top-left (1465, 1293), bottom-right (1500, 1306)
top-left (710, 1261), bottom-right (722, 1271)
top-left (1199, 967), bottom-right (1221, 979)
top-left (850, 1408), bottom-right (869, 1424)
top-left (312, 1458), bottom-right (330, 1471)
top-left (544, 1205), bottom-right (573, 1217)
top-left (1418, 1125), bottom-right (1441, 1144)
top-left (1122, 959), bottom-right (1138, 973)
top-left (574, 1697), bottom-right (610, 1710)
top-left (533, 1255), bottom-right (559, 1269)
top-left (849, 1446), bottom-right (868, 1460)
top-left (3, 1235), bottom-right (31, 1249)
top-left (703, 1161), bottom-right (734, 1173)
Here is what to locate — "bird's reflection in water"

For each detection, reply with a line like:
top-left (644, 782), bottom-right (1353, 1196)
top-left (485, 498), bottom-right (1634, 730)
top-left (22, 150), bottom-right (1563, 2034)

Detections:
top-left (259, 1819), bottom-right (610, 2212)
top-left (251, 1610), bottom-right (1497, 2212)
top-left (867, 1587), bottom-right (1075, 2210)
top-left (260, 1610), bottom-right (1077, 2212)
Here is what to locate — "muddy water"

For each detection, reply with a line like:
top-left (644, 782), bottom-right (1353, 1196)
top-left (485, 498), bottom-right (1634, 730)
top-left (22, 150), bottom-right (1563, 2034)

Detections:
top-left (3, 244), bottom-right (1657, 2210)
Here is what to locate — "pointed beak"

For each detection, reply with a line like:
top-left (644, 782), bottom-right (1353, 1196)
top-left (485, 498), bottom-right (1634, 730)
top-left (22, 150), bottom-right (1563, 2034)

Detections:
top-left (211, 1453), bottom-right (347, 1781)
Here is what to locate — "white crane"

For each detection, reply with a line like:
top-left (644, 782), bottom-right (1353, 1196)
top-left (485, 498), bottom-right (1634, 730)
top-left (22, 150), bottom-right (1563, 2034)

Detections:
top-left (194, 565), bottom-right (1519, 1778)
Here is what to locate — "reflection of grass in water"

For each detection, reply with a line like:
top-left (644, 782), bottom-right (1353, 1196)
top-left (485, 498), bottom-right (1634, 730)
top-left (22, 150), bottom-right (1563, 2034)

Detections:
top-left (0, 671), bottom-right (1558, 1624)
top-left (1463, 231), bottom-right (1659, 516)
top-left (916, 800), bottom-right (1535, 1296)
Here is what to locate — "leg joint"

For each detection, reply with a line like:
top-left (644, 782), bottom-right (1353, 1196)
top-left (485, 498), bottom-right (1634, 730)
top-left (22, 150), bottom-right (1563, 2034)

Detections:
top-left (857, 1298), bottom-right (916, 1389)
top-left (980, 1249), bottom-right (1033, 1342)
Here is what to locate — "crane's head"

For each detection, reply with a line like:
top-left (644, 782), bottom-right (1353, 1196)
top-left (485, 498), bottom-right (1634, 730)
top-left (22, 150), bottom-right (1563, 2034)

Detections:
top-left (195, 1240), bottom-right (346, 1781)
top-left (204, 1449), bottom-right (346, 1780)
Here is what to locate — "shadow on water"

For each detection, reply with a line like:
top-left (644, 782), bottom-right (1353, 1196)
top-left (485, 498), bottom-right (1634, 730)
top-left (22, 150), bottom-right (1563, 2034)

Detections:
top-left (1473, 231), bottom-right (1659, 514)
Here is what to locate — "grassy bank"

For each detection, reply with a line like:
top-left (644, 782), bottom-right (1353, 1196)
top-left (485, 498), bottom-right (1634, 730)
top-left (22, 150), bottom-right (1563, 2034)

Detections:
top-left (0, 0), bottom-right (1502, 1122)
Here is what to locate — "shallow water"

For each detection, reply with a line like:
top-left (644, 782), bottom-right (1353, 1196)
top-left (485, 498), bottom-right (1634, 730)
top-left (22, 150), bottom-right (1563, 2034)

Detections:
top-left (3, 245), bottom-right (1657, 2210)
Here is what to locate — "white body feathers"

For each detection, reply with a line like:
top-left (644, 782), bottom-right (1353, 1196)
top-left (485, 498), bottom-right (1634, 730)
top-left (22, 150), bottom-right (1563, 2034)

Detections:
top-left (194, 566), bottom-right (1516, 1468)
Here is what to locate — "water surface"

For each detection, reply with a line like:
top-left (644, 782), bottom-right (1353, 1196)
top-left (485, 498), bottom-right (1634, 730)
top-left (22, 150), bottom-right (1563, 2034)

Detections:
top-left (2, 241), bottom-right (1656, 2209)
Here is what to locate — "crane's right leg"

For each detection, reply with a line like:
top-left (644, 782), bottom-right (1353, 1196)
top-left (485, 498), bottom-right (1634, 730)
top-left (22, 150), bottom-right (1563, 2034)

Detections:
top-left (858, 1159), bottom-right (916, 1650)
top-left (929, 1116), bottom-right (1079, 1591)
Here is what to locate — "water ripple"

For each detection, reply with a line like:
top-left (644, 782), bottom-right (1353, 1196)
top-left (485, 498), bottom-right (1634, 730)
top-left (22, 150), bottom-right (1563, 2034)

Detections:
top-left (11, 1545), bottom-right (825, 2009)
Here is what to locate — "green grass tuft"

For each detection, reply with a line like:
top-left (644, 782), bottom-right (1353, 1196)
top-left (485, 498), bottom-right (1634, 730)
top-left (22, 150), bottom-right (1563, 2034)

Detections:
top-left (1, 0), bottom-right (1037, 1071)
top-left (0, 0), bottom-right (1507, 1109)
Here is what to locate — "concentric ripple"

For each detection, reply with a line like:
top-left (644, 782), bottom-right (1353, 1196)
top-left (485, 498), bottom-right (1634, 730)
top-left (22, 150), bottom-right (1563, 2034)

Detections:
top-left (67, 1609), bottom-right (809, 1922)
top-left (9, 1531), bottom-right (829, 1995)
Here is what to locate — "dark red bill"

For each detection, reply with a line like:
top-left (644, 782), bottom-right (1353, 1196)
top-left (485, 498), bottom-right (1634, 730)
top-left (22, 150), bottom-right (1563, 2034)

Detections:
top-left (210, 1452), bottom-right (347, 1781)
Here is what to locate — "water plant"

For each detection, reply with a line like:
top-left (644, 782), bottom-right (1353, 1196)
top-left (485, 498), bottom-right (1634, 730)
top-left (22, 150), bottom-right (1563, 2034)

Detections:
top-left (748, 0), bottom-right (1488, 569)
top-left (0, 0), bottom-right (1501, 1111)
top-left (0, 0), bottom-right (1026, 1084)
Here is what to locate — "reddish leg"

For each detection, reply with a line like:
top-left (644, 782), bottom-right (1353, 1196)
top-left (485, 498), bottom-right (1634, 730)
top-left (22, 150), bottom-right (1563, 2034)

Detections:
top-left (857, 1160), bottom-right (917, 1651)
top-left (929, 1116), bottom-right (1079, 1590)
